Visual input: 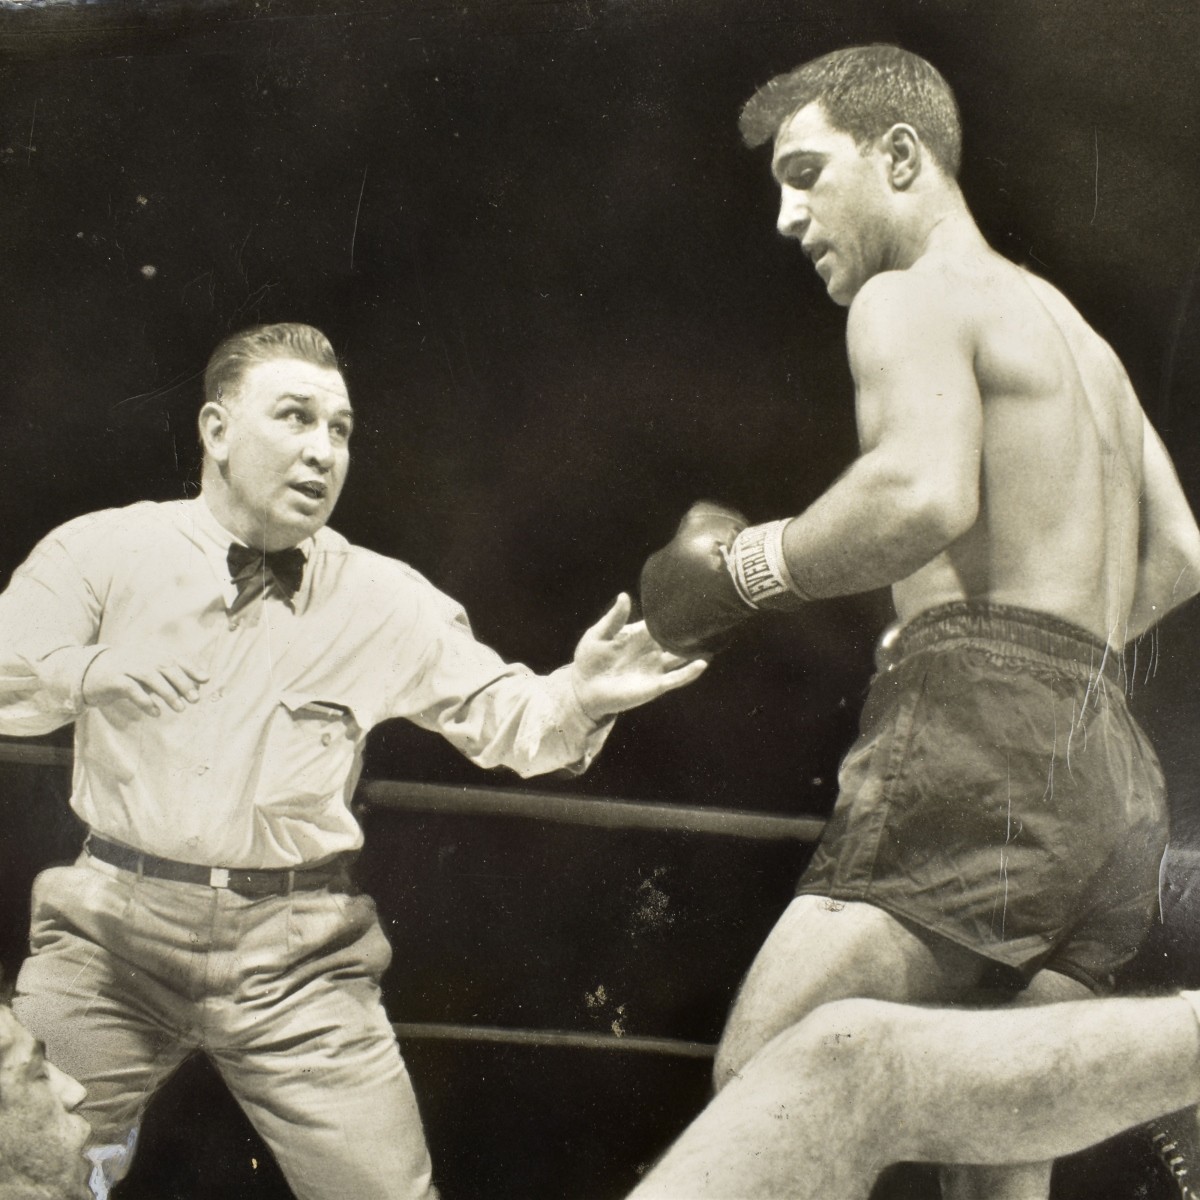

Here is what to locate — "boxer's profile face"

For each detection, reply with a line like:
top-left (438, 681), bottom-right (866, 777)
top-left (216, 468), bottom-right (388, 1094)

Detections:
top-left (0, 1008), bottom-right (91, 1199)
top-left (771, 101), bottom-right (897, 306)
top-left (201, 356), bottom-right (353, 551)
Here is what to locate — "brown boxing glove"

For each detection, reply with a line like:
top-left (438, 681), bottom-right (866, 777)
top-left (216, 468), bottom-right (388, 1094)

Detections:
top-left (639, 502), bottom-right (807, 656)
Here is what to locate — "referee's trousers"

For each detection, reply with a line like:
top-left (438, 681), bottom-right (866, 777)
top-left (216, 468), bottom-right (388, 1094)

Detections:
top-left (14, 854), bottom-right (439, 1200)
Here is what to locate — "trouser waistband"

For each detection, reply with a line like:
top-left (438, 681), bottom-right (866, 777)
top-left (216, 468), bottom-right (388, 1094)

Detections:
top-left (880, 601), bottom-right (1124, 686)
top-left (84, 833), bottom-right (355, 897)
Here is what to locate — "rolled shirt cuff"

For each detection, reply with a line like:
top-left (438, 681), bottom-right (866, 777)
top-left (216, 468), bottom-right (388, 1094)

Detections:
top-left (546, 664), bottom-right (615, 772)
top-left (40, 643), bottom-right (112, 714)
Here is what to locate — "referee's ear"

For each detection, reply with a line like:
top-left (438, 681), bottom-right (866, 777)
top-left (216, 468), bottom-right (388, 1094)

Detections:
top-left (199, 400), bottom-right (232, 466)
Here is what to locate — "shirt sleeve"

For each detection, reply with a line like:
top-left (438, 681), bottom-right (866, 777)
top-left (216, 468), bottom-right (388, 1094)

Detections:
top-left (0, 527), bottom-right (110, 735)
top-left (393, 588), bottom-right (614, 778)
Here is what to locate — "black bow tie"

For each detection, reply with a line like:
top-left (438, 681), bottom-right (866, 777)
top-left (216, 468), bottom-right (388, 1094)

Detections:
top-left (227, 543), bottom-right (307, 612)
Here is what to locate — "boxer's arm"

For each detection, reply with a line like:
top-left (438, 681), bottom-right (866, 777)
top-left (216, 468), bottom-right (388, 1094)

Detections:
top-left (638, 502), bottom-right (806, 655)
top-left (778, 271), bottom-right (982, 597)
top-left (638, 275), bottom-right (981, 653)
top-left (1128, 414), bottom-right (1200, 638)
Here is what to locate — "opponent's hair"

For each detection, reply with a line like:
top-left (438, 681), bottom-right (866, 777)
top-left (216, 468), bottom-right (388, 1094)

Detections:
top-left (0, 1007), bottom-right (20, 1108)
top-left (204, 323), bottom-right (340, 408)
top-left (739, 45), bottom-right (962, 179)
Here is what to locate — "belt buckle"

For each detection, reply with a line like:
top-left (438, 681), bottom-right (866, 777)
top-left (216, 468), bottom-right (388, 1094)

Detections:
top-left (209, 867), bottom-right (230, 889)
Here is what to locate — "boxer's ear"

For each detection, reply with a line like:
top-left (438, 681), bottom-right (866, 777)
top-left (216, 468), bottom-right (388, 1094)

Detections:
top-left (884, 124), bottom-right (921, 191)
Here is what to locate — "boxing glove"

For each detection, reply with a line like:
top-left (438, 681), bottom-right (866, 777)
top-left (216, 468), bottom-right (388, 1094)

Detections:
top-left (640, 502), bottom-right (807, 655)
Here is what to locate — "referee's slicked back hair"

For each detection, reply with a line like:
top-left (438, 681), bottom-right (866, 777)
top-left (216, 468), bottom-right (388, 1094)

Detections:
top-left (205, 323), bottom-right (341, 408)
top-left (739, 45), bottom-right (962, 180)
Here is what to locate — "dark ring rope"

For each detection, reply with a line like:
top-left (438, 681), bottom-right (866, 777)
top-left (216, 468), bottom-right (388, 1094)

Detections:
top-left (392, 1022), bottom-right (715, 1059)
top-left (0, 738), bottom-right (822, 1059)
top-left (0, 741), bottom-right (827, 844)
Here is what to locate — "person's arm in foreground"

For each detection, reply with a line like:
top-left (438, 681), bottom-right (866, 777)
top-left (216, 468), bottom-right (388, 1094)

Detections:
top-left (629, 994), bottom-right (1200, 1200)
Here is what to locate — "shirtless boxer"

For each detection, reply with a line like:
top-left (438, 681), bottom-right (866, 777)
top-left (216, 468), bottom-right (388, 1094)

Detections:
top-left (640, 44), bottom-right (1200, 1198)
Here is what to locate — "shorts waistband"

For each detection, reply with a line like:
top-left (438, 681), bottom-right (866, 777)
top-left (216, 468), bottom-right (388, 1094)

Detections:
top-left (84, 833), bottom-right (355, 898)
top-left (881, 602), bottom-right (1124, 685)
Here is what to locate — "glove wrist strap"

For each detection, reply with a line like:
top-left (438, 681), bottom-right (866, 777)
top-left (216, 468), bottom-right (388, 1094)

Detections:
top-left (727, 519), bottom-right (808, 609)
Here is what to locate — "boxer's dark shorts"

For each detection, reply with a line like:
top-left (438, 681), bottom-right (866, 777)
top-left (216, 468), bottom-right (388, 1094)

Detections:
top-left (797, 602), bottom-right (1168, 994)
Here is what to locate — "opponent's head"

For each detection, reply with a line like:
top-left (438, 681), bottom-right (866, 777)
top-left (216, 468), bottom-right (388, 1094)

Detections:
top-left (199, 323), bottom-right (353, 551)
top-left (0, 1007), bottom-right (91, 1200)
top-left (741, 46), bottom-right (962, 304)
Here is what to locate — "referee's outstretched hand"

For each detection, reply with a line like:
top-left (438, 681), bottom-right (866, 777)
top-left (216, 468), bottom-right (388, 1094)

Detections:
top-left (569, 592), bottom-right (707, 721)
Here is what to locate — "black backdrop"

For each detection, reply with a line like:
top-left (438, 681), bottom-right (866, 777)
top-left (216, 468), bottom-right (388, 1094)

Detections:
top-left (2, 2), bottom-right (1200, 1197)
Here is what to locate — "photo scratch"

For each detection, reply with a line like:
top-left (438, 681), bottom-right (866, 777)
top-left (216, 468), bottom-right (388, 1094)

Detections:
top-left (350, 165), bottom-right (368, 271)
top-left (26, 97), bottom-right (38, 165)
top-left (1090, 127), bottom-right (1099, 224)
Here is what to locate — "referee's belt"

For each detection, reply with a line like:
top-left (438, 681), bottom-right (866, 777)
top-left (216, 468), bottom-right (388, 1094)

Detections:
top-left (84, 833), bottom-right (355, 898)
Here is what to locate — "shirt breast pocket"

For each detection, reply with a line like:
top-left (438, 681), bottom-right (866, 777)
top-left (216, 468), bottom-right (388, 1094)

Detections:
top-left (265, 693), bottom-right (363, 807)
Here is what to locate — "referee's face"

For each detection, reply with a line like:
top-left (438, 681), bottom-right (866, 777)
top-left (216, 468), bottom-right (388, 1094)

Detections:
top-left (204, 356), bottom-right (354, 551)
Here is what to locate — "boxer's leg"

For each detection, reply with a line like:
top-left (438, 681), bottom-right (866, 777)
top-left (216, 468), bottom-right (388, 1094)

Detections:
top-left (940, 969), bottom-right (1091, 1200)
top-left (899, 992), bottom-right (1200, 1165)
top-left (633, 993), bottom-right (1200, 1200)
top-left (713, 893), bottom-right (983, 1090)
top-left (632, 998), bottom-right (903, 1200)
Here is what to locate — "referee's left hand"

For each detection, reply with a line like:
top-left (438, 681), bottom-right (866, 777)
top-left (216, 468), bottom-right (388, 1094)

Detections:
top-left (569, 593), bottom-right (707, 721)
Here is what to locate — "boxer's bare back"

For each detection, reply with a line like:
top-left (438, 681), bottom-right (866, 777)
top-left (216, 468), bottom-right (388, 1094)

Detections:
top-left (766, 98), bottom-right (1186, 648)
top-left (887, 247), bottom-right (1143, 646)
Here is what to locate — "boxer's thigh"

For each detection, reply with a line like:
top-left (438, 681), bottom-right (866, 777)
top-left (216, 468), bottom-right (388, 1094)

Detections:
top-left (938, 970), bottom-right (1093, 1200)
top-left (714, 894), bottom-right (984, 1088)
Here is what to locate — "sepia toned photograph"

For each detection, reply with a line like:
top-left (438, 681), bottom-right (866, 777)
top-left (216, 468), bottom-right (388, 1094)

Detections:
top-left (2, 1), bottom-right (1200, 1197)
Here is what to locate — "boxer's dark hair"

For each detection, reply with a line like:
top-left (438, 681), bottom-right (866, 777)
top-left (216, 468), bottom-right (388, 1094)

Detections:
top-left (204, 323), bottom-right (341, 407)
top-left (739, 44), bottom-right (962, 179)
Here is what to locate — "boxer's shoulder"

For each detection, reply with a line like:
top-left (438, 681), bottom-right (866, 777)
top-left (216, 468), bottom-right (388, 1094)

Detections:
top-left (846, 263), bottom-right (976, 364)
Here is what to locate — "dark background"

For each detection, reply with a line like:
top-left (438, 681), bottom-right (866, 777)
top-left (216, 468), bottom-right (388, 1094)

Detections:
top-left (2, 0), bottom-right (1200, 1196)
